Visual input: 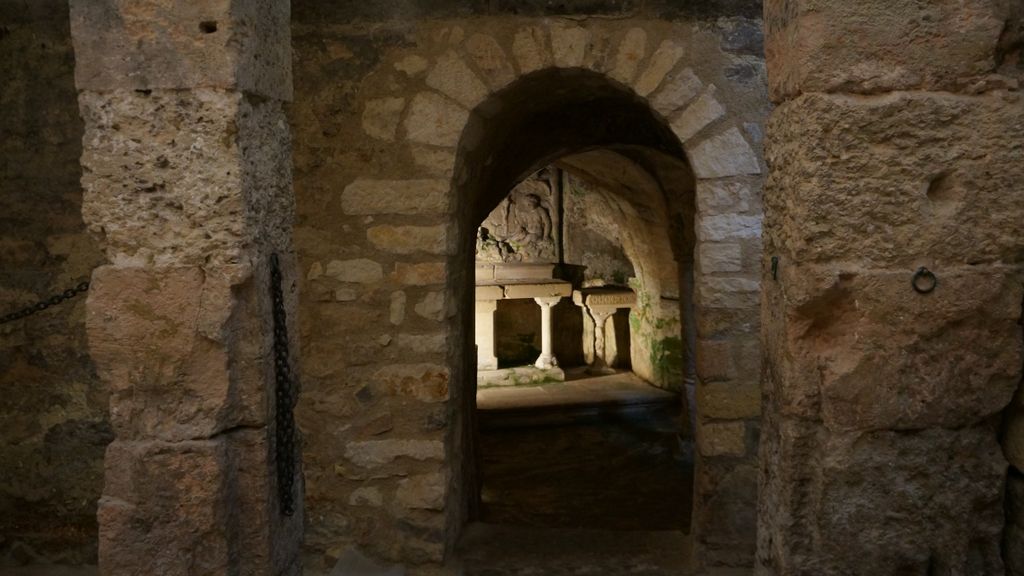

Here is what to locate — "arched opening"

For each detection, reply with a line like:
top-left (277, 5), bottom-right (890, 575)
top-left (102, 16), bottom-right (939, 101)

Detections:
top-left (445, 69), bottom-right (699, 567)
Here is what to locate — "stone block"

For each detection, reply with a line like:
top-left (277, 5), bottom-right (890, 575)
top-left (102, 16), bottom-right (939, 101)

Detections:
top-left (698, 421), bottom-right (747, 457)
top-left (687, 127), bottom-right (761, 179)
top-left (766, 265), bottom-right (1022, 430)
top-left (404, 92), bottom-right (469, 148)
top-left (697, 277), bottom-right (760, 309)
top-left (696, 179), bottom-right (752, 216)
top-left (650, 66), bottom-right (703, 118)
top-left (549, 23), bottom-right (589, 68)
top-left (344, 439), bottom-right (445, 468)
top-left (410, 145), bottom-right (457, 178)
top-left (324, 259), bottom-right (384, 284)
top-left (699, 242), bottom-right (743, 274)
top-left (395, 471), bottom-right (446, 510)
top-left (464, 34), bottom-right (516, 91)
top-left (362, 97), bottom-right (406, 141)
top-left (698, 382), bottom-right (761, 419)
top-left (697, 214), bottom-right (762, 242)
top-left (373, 364), bottom-right (449, 403)
top-left (396, 333), bottom-right (447, 355)
top-left (633, 40), bottom-right (684, 96)
top-left (764, 0), bottom-right (1013, 101)
top-left (98, 439), bottom-right (231, 574)
top-left (414, 291), bottom-right (447, 321)
top-left (765, 92), bottom-right (1024, 266)
top-left (609, 28), bottom-right (647, 85)
top-left (426, 51), bottom-right (488, 109)
top-left (368, 225), bottom-right (447, 255)
top-left (390, 291), bottom-right (407, 325)
top-left (670, 87), bottom-right (725, 143)
top-left (70, 0), bottom-right (291, 100)
top-left (512, 26), bottom-right (550, 74)
top-left (342, 179), bottom-right (449, 216)
top-left (86, 265), bottom-right (272, 441)
top-left (696, 338), bottom-right (734, 382)
top-left (392, 262), bottom-right (446, 286)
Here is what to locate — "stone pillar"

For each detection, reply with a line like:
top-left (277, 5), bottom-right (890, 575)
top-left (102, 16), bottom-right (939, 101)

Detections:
top-left (69, 1), bottom-right (302, 574)
top-left (475, 299), bottom-right (499, 371)
top-left (586, 306), bottom-right (616, 375)
top-left (760, 1), bottom-right (1024, 574)
top-left (533, 296), bottom-right (562, 369)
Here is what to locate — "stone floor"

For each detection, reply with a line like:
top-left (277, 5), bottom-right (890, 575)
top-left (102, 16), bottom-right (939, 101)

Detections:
top-left (477, 370), bottom-right (677, 412)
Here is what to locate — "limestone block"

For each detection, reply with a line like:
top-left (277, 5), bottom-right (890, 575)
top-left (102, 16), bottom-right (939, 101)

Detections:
top-left (697, 214), bottom-right (762, 242)
top-left (373, 364), bottom-right (449, 403)
top-left (764, 0), bottom-right (1013, 101)
top-left (414, 291), bottom-right (446, 321)
top-left (426, 51), bottom-right (489, 109)
top-left (349, 487), bottom-right (384, 507)
top-left (696, 338), bottom-right (734, 382)
top-left (396, 333), bottom-right (447, 355)
top-left (98, 439), bottom-right (231, 574)
top-left (766, 265), bottom-right (1022, 429)
top-left (696, 180), bottom-right (752, 216)
top-left (368, 225), bottom-right (447, 255)
top-left (344, 439), bottom-right (445, 468)
top-left (395, 472), bottom-right (446, 510)
top-left (70, 0), bottom-right (292, 100)
top-left (670, 87), bottom-right (725, 143)
top-left (698, 421), bottom-right (747, 457)
top-left (763, 422), bottom-right (1007, 574)
top-left (390, 291), bottom-right (407, 325)
top-left (699, 243), bottom-right (743, 274)
top-left (410, 145), bottom-right (457, 178)
top-left (609, 28), bottom-right (647, 85)
top-left (698, 382), bottom-right (761, 419)
top-left (392, 262), bottom-right (446, 286)
top-left (549, 23), bottom-right (589, 68)
top-left (404, 92), bottom-right (469, 148)
top-left (650, 67), bottom-right (703, 118)
top-left (362, 97), bottom-right (406, 141)
top-left (765, 92), bottom-right (1024, 265)
top-left (634, 40), bottom-right (684, 96)
top-left (394, 54), bottom-right (429, 76)
top-left (464, 34), bottom-right (516, 91)
top-left (512, 26), bottom-right (550, 74)
top-left (87, 265), bottom-right (272, 441)
top-left (687, 128), bottom-right (761, 179)
top-left (79, 89), bottom-right (293, 267)
top-left (342, 179), bottom-right (449, 216)
top-left (324, 259), bottom-right (384, 284)
top-left (697, 277), bottom-right (760, 309)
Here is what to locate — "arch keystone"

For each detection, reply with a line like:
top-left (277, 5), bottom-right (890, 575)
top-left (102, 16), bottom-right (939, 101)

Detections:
top-left (427, 51), bottom-right (489, 109)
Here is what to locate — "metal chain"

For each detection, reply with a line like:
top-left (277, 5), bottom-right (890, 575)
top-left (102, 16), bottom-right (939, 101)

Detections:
top-left (0, 280), bottom-right (90, 325)
top-left (269, 254), bottom-right (297, 517)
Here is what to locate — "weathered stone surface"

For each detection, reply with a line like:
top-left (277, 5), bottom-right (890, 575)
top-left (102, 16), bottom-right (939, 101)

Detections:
top-left (764, 0), bottom-right (1015, 100)
top-left (760, 420), bottom-right (1007, 575)
top-left (698, 421), bottom-right (746, 456)
top-left (464, 33), bottom-right (516, 91)
top-left (696, 180), bottom-right (752, 215)
top-left (634, 40), bottom-right (684, 96)
top-left (324, 259), bottom-right (385, 284)
top-left (410, 145), bottom-right (457, 178)
top-left (396, 333), bottom-right (447, 355)
top-left (392, 262), bottom-right (446, 286)
top-left (395, 471), bottom-right (446, 510)
top-left (426, 51), bottom-right (489, 109)
top-left (687, 127), bottom-right (761, 179)
top-left (404, 92), bottom-right (469, 148)
top-left (70, 0), bottom-right (292, 100)
top-left (389, 291), bottom-right (407, 326)
top-left (414, 291), bottom-right (446, 321)
top-left (342, 179), bottom-right (449, 216)
top-left (765, 92), bottom-right (1024, 266)
top-left (344, 439), bottom-right (445, 468)
top-left (697, 214), bottom-right (762, 242)
top-left (650, 66), bottom-right (703, 117)
top-left (670, 87), bottom-right (725, 142)
top-left (774, 267), bottom-right (1021, 430)
top-left (362, 97), bottom-right (406, 141)
top-left (698, 382), bottom-right (761, 419)
top-left (349, 486), bottom-right (384, 507)
top-left (697, 277), bottom-right (759, 309)
top-left (609, 28), bottom-right (647, 85)
top-left (394, 54), bottom-right (429, 76)
top-left (368, 226), bottom-right (447, 255)
top-left (512, 26), bottom-right (550, 74)
top-left (699, 243), bottom-right (743, 273)
top-left (549, 23), bottom-right (589, 68)
top-left (373, 364), bottom-right (449, 402)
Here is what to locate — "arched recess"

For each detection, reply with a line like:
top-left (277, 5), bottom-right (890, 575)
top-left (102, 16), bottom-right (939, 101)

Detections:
top-left (439, 62), bottom-right (762, 566)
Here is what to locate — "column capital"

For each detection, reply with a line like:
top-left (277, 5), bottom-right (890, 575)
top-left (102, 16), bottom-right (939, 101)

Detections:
top-left (534, 295), bottom-right (563, 307)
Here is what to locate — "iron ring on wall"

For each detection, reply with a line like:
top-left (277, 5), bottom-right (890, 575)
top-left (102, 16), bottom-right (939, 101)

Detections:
top-left (912, 267), bottom-right (938, 294)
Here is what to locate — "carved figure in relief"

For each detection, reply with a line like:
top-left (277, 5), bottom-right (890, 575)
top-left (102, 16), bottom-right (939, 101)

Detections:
top-left (476, 176), bottom-right (558, 263)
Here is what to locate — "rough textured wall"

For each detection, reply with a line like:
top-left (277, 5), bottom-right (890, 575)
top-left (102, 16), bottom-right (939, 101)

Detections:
top-left (564, 173), bottom-right (636, 286)
top-left (759, 0), bottom-right (1024, 574)
top-left (289, 1), bottom-right (768, 570)
top-left (0, 0), bottom-right (107, 565)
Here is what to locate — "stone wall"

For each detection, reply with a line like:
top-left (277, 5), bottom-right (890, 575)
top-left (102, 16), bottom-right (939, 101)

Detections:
top-left (290, 2), bottom-right (768, 570)
top-left (0, 0), bottom-right (107, 565)
top-left (759, 0), bottom-right (1024, 574)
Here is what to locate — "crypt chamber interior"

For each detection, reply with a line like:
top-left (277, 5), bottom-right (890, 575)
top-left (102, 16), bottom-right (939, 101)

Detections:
top-left (1, 0), bottom-right (1023, 575)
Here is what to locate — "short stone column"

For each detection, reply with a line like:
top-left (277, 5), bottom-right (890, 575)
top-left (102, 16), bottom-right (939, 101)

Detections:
top-left (586, 306), bottom-right (617, 375)
top-left (533, 296), bottom-right (562, 369)
top-left (475, 299), bottom-right (499, 370)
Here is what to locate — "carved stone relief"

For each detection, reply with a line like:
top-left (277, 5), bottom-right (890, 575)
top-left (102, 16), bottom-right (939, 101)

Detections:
top-left (477, 169), bottom-right (561, 264)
